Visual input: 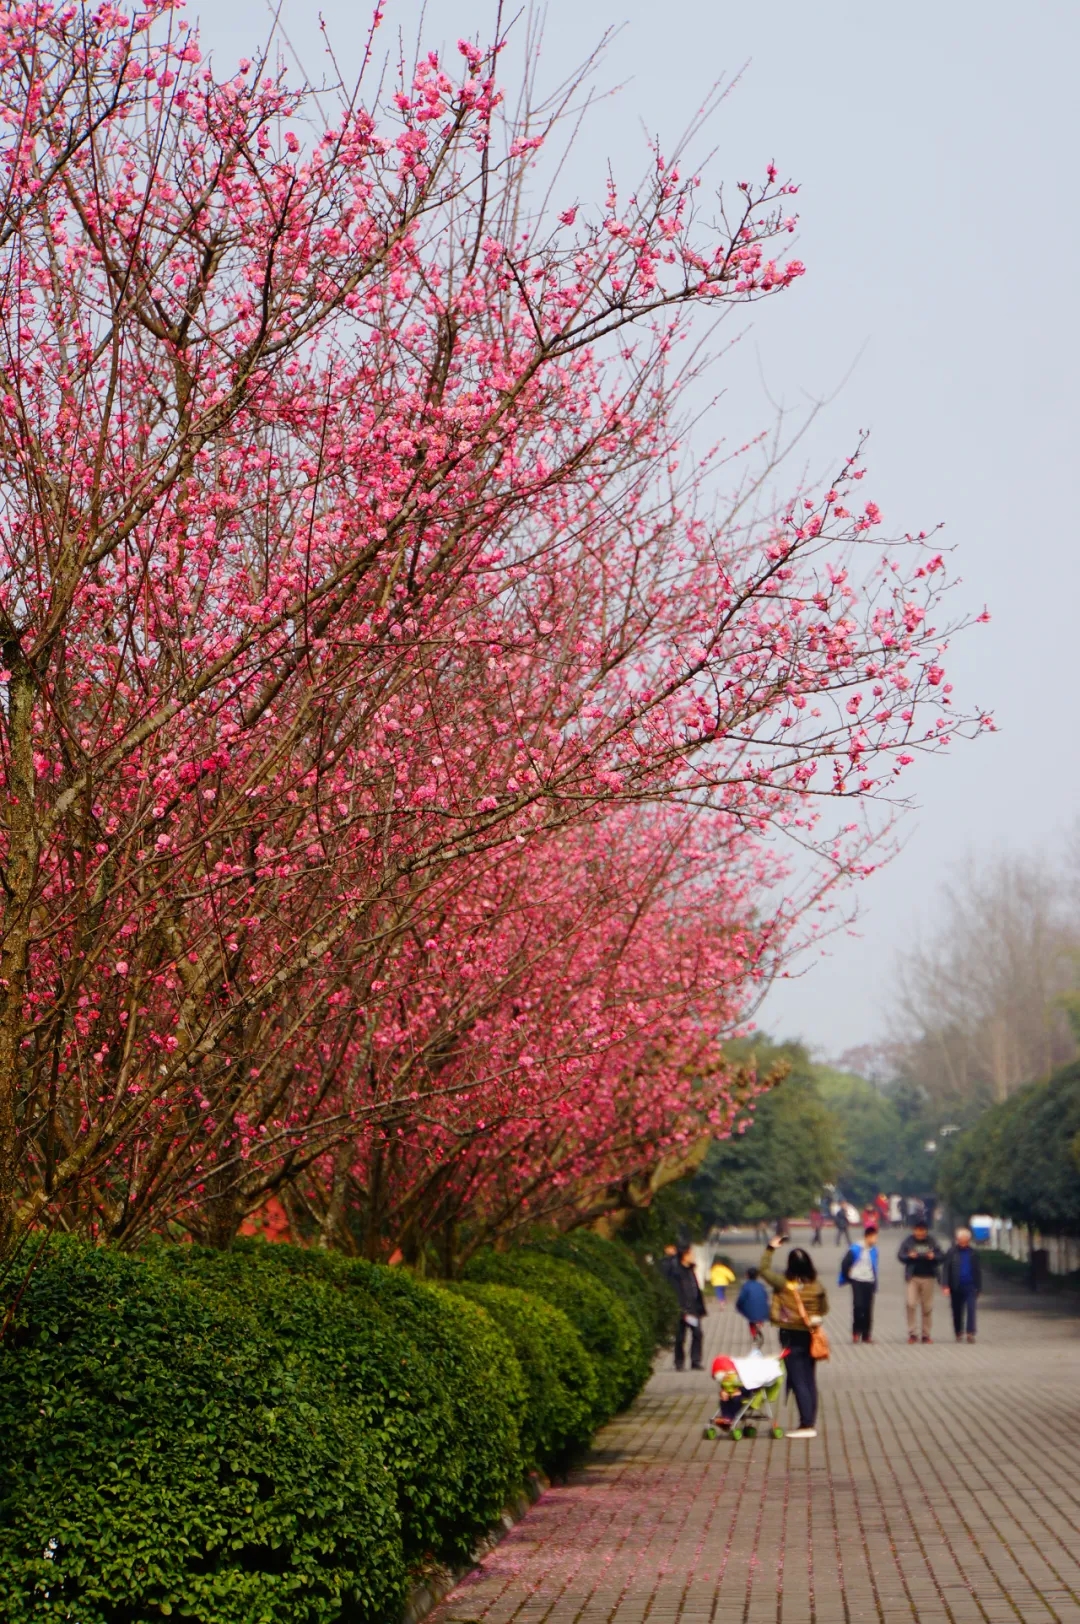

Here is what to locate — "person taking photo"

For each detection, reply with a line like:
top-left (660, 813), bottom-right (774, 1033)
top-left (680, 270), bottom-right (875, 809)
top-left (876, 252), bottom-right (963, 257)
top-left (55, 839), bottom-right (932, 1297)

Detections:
top-left (758, 1237), bottom-right (829, 1439)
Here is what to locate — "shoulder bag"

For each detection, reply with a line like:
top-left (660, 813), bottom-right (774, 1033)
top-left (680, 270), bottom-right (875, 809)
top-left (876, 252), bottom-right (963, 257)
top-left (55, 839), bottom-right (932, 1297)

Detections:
top-left (794, 1285), bottom-right (830, 1362)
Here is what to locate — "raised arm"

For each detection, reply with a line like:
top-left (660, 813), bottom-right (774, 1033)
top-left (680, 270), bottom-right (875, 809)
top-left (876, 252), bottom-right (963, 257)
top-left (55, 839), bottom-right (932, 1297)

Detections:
top-left (757, 1245), bottom-right (787, 1292)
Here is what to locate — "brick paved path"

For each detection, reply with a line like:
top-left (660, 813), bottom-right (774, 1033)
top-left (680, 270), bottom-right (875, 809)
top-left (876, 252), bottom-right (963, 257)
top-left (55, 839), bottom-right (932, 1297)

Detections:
top-left (432, 1239), bottom-right (1080, 1624)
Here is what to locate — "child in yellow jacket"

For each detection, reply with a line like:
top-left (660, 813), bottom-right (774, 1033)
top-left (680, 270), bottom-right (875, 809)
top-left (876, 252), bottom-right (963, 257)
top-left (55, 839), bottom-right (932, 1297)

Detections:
top-left (709, 1257), bottom-right (737, 1306)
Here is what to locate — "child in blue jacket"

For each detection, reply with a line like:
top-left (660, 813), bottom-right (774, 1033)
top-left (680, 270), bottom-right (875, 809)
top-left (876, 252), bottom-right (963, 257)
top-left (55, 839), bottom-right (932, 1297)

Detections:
top-left (735, 1267), bottom-right (770, 1346)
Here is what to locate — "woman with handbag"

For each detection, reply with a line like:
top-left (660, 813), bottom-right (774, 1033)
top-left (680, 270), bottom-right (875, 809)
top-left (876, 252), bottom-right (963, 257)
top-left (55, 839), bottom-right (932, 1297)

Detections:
top-left (758, 1238), bottom-right (830, 1439)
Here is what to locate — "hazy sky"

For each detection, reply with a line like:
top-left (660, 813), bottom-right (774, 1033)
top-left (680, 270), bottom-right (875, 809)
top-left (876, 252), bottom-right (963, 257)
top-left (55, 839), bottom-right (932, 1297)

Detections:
top-left (194, 0), bottom-right (1080, 1057)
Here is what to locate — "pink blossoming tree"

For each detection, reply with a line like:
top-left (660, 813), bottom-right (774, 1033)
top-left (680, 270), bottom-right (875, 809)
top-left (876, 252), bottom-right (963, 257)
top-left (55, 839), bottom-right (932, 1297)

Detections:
top-left (0, 2), bottom-right (985, 1260)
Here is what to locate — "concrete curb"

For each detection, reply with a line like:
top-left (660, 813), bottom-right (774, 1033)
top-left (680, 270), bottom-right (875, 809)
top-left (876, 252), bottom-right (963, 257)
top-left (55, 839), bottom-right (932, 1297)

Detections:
top-left (402, 1471), bottom-right (549, 1624)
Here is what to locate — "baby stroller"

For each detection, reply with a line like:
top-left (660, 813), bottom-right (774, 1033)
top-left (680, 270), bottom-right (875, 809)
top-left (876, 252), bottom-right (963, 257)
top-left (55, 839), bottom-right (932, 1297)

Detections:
top-left (704, 1351), bottom-right (786, 1441)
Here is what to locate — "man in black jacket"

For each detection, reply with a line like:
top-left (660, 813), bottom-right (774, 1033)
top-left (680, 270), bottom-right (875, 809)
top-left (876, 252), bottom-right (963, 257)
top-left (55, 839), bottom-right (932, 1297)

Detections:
top-left (673, 1245), bottom-right (706, 1371)
top-left (898, 1220), bottom-right (945, 1343)
top-left (941, 1228), bottom-right (983, 1342)
top-left (659, 1243), bottom-right (680, 1287)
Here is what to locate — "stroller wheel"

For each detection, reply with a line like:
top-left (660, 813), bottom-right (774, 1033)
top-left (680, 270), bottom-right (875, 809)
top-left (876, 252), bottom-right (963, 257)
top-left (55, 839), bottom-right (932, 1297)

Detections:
top-left (703, 1426), bottom-right (718, 1440)
top-left (731, 1427), bottom-right (743, 1440)
top-left (772, 1426), bottom-right (785, 1439)
top-left (743, 1425), bottom-right (757, 1438)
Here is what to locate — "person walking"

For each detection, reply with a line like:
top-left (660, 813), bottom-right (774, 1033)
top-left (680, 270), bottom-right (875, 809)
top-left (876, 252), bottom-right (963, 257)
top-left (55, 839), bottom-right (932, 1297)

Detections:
top-left (709, 1255), bottom-right (736, 1307)
top-left (758, 1237), bottom-right (829, 1439)
top-left (673, 1244), bottom-right (706, 1370)
top-left (838, 1221), bottom-right (879, 1342)
top-left (809, 1207), bottom-right (824, 1246)
top-left (942, 1227), bottom-right (983, 1342)
top-left (834, 1202), bottom-right (850, 1247)
top-left (735, 1266), bottom-right (769, 1347)
top-left (898, 1218), bottom-right (945, 1343)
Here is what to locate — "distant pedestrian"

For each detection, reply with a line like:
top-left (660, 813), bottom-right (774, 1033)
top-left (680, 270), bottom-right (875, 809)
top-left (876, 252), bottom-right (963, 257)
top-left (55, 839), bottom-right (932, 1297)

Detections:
top-left (834, 1202), bottom-right (850, 1247)
top-left (888, 1193), bottom-right (902, 1228)
top-left (942, 1228), bottom-right (983, 1343)
top-left (659, 1243), bottom-right (680, 1289)
top-left (898, 1219), bottom-right (945, 1343)
top-left (875, 1192), bottom-right (890, 1229)
top-left (709, 1256), bottom-right (736, 1306)
top-left (673, 1245), bottom-right (706, 1371)
top-left (839, 1222), bottom-right (879, 1342)
top-left (759, 1238), bottom-right (830, 1439)
top-left (735, 1266), bottom-right (769, 1347)
top-left (809, 1207), bottom-right (824, 1246)
top-left (861, 1204), bottom-right (877, 1234)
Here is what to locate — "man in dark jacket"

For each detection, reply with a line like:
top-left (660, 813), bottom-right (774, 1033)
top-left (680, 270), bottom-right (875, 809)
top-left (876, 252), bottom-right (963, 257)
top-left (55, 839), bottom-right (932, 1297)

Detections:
top-left (942, 1227), bottom-right (983, 1342)
top-left (898, 1220), bottom-right (945, 1343)
top-left (659, 1243), bottom-right (680, 1287)
top-left (673, 1245), bottom-right (706, 1371)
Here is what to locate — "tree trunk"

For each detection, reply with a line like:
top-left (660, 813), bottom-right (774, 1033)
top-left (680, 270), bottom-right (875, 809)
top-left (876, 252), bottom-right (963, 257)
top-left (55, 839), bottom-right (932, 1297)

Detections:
top-left (0, 663), bottom-right (40, 1257)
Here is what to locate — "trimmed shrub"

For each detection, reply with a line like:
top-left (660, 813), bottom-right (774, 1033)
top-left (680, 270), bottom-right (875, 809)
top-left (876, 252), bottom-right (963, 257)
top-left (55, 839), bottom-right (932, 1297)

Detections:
top-left (0, 1238), bottom-right (404, 1624)
top-left (462, 1249), bottom-right (646, 1422)
top-left (219, 1243), bottom-right (526, 1563)
top-left (448, 1282), bottom-right (597, 1470)
top-left (521, 1230), bottom-right (662, 1346)
top-left (342, 1260), bottom-right (527, 1556)
top-left (156, 1241), bottom-right (466, 1566)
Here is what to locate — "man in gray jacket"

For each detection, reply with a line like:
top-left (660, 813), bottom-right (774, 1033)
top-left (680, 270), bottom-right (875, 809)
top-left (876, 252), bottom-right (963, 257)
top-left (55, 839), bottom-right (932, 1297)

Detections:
top-left (897, 1220), bottom-right (945, 1343)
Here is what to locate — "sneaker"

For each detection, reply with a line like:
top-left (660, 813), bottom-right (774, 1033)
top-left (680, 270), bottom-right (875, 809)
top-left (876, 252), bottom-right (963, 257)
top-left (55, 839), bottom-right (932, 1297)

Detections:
top-left (908, 1333), bottom-right (918, 1344)
top-left (921, 1335), bottom-right (932, 1344)
top-left (862, 1336), bottom-right (873, 1344)
top-left (955, 1333), bottom-right (963, 1342)
top-left (966, 1334), bottom-right (976, 1344)
top-left (787, 1428), bottom-right (818, 1439)
top-left (691, 1364), bottom-right (705, 1371)
top-left (852, 1333), bottom-right (861, 1344)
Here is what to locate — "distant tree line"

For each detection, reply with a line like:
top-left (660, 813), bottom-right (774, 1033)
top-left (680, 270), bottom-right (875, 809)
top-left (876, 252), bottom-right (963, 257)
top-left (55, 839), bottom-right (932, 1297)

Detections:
top-left (687, 1038), bottom-right (949, 1231)
top-left (675, 847), bottom-right (1080, 1240)
top-left (885, 849), bottom-right (1080, 1112)
top-left (937, 1059), bottom-right (1080, 1235)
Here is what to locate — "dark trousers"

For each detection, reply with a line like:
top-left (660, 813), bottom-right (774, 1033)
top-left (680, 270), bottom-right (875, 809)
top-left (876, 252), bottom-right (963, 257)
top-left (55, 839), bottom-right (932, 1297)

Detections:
top-left (950, 1287), bottom-right (977, 1336)
top-left (674, 1315), bottom-right (703, 1369)
top-left (851, 1281), bottom-right (875, 1339)
top-left (779, 1329), bottom-right (818, 1428)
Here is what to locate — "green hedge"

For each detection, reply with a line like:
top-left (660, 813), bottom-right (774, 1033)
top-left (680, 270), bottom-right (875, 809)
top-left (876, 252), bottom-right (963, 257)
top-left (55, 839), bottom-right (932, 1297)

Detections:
top-left (0, 1231), bottom-right (655, 1619)
top-left (447, 1282), bottom-right (598, 1470)
top-left (337, 1259), bottom-right (526, 1553)
top-left (519, 1229), bottom-right (665, 1347)
top-left (204, 1245), bottom-right (528, 1558)
top-left (0, 1239), bottom-right (404, 1624)
top-left (462, 1248), bottom-right (649, 1423)
top-left (156, 1240), bottom-right (514, 1567)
